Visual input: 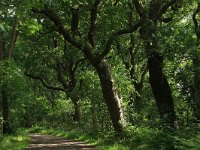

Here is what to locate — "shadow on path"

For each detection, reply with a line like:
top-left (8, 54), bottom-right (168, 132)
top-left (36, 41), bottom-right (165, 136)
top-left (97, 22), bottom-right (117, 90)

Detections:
top-left (26, 133), bottom-right (98, 150)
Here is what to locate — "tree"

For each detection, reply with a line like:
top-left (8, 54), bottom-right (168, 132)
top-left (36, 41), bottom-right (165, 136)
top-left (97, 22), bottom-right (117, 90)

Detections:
top-left (131, 0), bottom-right (182, 128)
top-left (31, 0), bottom-right (140, 132)
top-left (20, 32), bottom-right (84, 122)
top-left (192, 2), bottom-right (200, 121)
top-left (0, 15), bottom-right (18, 134)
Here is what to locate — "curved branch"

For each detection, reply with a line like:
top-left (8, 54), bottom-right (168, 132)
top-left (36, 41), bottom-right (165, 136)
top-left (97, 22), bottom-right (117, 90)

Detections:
top-left (24, 72), bottom-right (65, 92)
top-left (57, 58), bottom-right (83, 93)
top-left (99, 22), bottom-right (141, 60)
top-left (72, 58), bottom-right (85, 73)
top-left (56, 62), bottom-right (70, 91)
top-left (32, 6), bottom-right (96, 64)
top-left (32, 7), bottom-right (82, 49)
top-left (160, 0), bottom-right (181, 16)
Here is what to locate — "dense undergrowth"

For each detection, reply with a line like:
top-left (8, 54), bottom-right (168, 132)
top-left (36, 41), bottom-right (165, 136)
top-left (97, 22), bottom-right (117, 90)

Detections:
top-left (0, 125), bottom-right (200, 150)
top-left (29, 125), bottom-right (200, 150)
top-left (0, 129), bottom-right (29, 150)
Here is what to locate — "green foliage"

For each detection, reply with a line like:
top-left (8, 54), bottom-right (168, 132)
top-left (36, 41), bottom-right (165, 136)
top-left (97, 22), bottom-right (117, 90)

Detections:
top-left (1, 0), bottom-right (200, 149)
top-left (26, 125), bottom-right (200, 150)
top-left (0, 129), bottom-right (29, 150)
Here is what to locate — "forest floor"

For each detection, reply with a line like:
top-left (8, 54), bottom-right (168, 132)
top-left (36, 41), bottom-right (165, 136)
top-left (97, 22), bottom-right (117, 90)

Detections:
top-left (26, 133), bottom-right (98, 150)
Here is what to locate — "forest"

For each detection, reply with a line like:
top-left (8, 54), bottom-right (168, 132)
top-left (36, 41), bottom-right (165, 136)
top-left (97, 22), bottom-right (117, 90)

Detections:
top-left (1, 0), bottom-right (200, 150)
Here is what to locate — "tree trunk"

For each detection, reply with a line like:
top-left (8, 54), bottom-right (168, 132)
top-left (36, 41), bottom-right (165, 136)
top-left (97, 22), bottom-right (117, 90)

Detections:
top-left (148, 51), bottom-right (176, 128)
top-left (94, 60), bottom-right (124, 133)
top-left (192, 3), bottom-right (200, 122)
top-left (32, 7), bottom-right (125, 132)
top-left (2, 84), bottom-right (11, 134)
top-left (192, 55), bottom-right (200, 121)
top-left (0, 16), bottom-right (18, 134)
top-left (139, 18), bottom-right (177, 128)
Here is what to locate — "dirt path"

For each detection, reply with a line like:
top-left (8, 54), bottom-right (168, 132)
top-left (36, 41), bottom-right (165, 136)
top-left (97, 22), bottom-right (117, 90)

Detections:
top-left (26, 133), bottom-right (98, 150)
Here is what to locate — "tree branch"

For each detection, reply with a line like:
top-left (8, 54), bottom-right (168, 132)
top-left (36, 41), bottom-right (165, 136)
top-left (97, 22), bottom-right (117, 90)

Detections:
top-left (88, 0), bottom-right (102, 47)
top-left (132, 0), bottom-right (145, 18)
top-left (72, 58), bottom-right (85, 73)
top-left (24, 72), bottom-right (65, 92)
top-left (99, 22), bottom-right (141, 60)
top-left (32, 7), bottom-right (82, 50)
top-left (56, 62), bottom-right (70, 91)
top-left (32, 6), bottom-right (96, 64)
top-left (160, 0), bottom-right (181, 16)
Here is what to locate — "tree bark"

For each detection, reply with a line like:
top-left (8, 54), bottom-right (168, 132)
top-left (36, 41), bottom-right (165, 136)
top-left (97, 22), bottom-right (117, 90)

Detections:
top-left (148, 51), bottom-right (176, 128)
top-left (0, 33), bottom-right (11, 134)
top-left (192, 4), bottom-right (200, 121)
top-left (192, 55), bottom-right (200, 121)
top-left (139, 19), bottom-right (176, 128)
top-left (93, 60), bottom-right (124, 132)
top-left (132, 0), bottom-right (179, 129)
top-left (32, 5), bottom-right (127, 132)
top-left (0, 16), bottom-right (18, 134)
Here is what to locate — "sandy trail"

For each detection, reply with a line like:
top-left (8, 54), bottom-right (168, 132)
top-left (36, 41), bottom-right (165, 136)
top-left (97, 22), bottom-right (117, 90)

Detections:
top-left (26, 133), bottom-right (98, 150)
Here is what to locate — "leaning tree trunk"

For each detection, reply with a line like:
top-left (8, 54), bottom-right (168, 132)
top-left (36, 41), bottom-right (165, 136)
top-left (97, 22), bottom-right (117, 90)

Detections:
top-left (32, 5), bottom-right (125, 132)
top-left (93, 60), bottom-right (124, 133)
top-left (148, 51), bottom-right (176, 128)
top-left (139, 18), bottom-right (177, 128)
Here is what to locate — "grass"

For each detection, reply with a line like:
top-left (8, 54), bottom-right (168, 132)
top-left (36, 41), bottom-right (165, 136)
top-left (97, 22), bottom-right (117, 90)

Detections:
top-left (0, 129), bottom-right (29, 150)
top-left (1, 124), bottom-right (200, 150)
top-left (29, 125), bottom-right (129, 150)
top-left (28, 125), bottom-right (200, 150)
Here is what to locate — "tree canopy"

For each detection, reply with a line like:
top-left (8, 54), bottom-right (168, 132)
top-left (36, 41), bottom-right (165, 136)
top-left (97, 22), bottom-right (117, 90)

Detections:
top-left (1, 0), bottom-right (200, 149)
